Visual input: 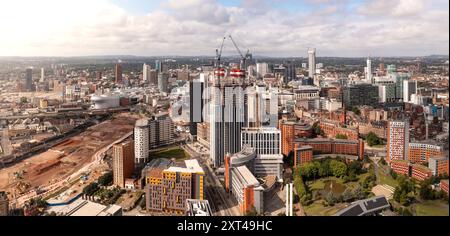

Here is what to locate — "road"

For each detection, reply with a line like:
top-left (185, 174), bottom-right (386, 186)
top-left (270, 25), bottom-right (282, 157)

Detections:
top-left (182, 144), bottom-right (240, 216)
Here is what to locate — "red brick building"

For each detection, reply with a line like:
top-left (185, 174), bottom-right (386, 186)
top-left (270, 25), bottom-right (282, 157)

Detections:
top-left (280, 120), bottom-right (313, 156)
top-left (390, 159), bottom-right (410, 177)
top-left (428, 156), bottom-right (449, 177)
top-left (294, 138), bottom-right (365, 160)
top-left (408, 143), bottom-right (443, 164)
top-left (411, 164), bottom-right (432, 182)
top-left (320, 120), bottom-right (359, 140)
top-left (440, 179), bottom-right (449, 195)
top-left (294, 145), bottom-right (314, 167)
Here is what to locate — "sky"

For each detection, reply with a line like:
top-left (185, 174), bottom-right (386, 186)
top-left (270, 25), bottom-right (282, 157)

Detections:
top-left (0, 0), bottom-right (448, 57)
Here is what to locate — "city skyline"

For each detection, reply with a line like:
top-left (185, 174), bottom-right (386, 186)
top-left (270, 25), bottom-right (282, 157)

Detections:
top-left (0, 0), bottom-right (448, 57)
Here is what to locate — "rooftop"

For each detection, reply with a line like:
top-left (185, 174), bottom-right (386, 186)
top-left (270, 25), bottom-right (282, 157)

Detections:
top-left (335, 196), bottom-right (390, 216)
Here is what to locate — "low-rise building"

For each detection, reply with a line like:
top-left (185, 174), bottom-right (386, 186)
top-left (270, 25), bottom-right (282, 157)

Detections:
top-left (429, 156), bottom-right (449, 177)
top-left (46, 199), bottom-right (122, 216)
top-left (186, 199), bottom-right (213, 216)
top-left (231, 165), bottom-right (264, 215)
top-left (440, 179), bottom-right (449, 195)
top-left (408, 143), bottom-right (443, 164)
top-left (294, 145), bottom-right (313, 166)
top-left (294, 138), bottom-right (365, 160)
top-left (411, 164), bottom-right (433, 182)
top-left (390, 159), bottom-right (410, 176)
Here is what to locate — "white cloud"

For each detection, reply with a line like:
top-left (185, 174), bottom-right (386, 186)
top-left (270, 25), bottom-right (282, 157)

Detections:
top-left (0, 0), bottom-right (447, 57)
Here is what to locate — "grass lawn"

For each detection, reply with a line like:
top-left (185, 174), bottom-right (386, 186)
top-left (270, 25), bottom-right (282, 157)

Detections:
top-left (303, 200), bottom-right (347, 216)
top-left (150, 147), bottom-right (189, 160)
top-left (413, 200), bottom-right (449, 216)
top-left (378, 171), bottom-right (399, 188)
top-left (308, 177), bottom-right (345, 191)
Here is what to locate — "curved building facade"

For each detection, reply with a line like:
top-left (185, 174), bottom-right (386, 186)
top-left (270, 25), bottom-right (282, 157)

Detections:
top-left (91, 95), bottom-right (120, 110)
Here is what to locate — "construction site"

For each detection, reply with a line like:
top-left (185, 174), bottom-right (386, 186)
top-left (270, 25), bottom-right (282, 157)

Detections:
top-left (0, 113), bottom-right (139, 208)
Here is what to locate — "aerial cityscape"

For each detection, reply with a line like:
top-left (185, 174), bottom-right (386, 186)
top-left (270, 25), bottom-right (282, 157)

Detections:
top-left (0, 0), bottom-right (449, 217)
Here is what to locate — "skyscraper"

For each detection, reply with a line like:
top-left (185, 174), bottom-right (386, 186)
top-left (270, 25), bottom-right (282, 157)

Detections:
top-left (113, 140), bottom-right (135, 188)
top-left (284, 61), bottom-right (296, 84)
top-left (158, 73), bottom-right (169, 93)
top-left (115, 64), bottom-right (123, 84)
top-left (366, 57), bottom-right (373, 83)
top-left (308, 48), bottom-right (316, 78)
top-left (143, 63), bottom-right (151, 82)
top-left (403, 80), bottom-right (417, 103)
top-left (40, 68), bottom-right (45, 83)
top-left (134, 119), bottom-right (150, 166)
top-left (387, 121), bottom-right (409, 163)
top-left (155, 60), bottom-right (162, 73)
top-left (25, 68), bottom-right (33, 92)
top-left (210, 68), bottom-right (248, 168)
top-left (189, 80), bottom-right (204, 136)
top-left (256, 63), bottom-right (269, 79)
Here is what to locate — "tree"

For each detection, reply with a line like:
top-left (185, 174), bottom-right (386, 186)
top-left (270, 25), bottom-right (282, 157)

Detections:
top-left (330, 160), bottom-right (347, 178)
top-left (351, 107), bottom-right (361, 116)
top-left (335, 134), bottom-right (348, 140)
top-left (83, 182), bottom-right (99, 196)
top-left (325, 192), bottom-right (337, 206)
top-left (20, 97), bottom-right (28, 104)
top-left (353, 186), bottom-right (366, 200)
top-left (342, 188), bottom-right (354, 202)
top-left (98, 171), bottom-right (113, 186)
top-left (245, 206), bottom-right (258, 216)
top-left (366, 132), bottom-right (383, 147)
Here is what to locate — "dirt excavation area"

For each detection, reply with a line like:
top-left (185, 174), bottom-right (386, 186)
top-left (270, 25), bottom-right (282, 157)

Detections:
top-left (0, 113), bottom-right (139, 201)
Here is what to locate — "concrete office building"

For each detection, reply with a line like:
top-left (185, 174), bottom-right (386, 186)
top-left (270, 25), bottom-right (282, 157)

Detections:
top-left (386, 121), bottom-right (409, 163)
top-left (155, 60), bottom-right (162, 73)
top-left (403, 80), bottom-right (417, 103)
top-left (256, 63), bottom-right (269, 79)
top-left (308, 48), bottom-right (316, 78)
top-left (189, 80), bottom-right (204, 136)
top-left (144, 160), bottom-right (205, 215)
top-left (143, 64), bottom-right (152, 82)
top-left (366, 57), bottom-right (373, 83)
top-left (25, 68), bottom-right (33, 92)
top-left (115, 64), bottom-right (123, 84)
top-left (241, 127), bottom-right (283, 179)
top-left (149, 112), bottom-right (174, 149)
top-left (158, 73), bottom-right (169, 93)
top-left (113, 140), bottom-right (135, 188)
top-left (40, 68), bottom-right (45, 83)
top-left (134, 119), bottom-right (150, 165)
top-left (343, 84), bottom-right (379, 107)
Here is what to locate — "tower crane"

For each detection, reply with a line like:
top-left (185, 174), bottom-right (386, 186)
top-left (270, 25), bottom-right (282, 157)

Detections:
top-left (228, 35), bottom-right (251, 70)
top-left (215, 37), bottom-right (226, 68)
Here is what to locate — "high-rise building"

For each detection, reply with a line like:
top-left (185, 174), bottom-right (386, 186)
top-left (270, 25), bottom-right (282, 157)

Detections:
top-left (247, 85), bottom-right (278, 128)
top-left (256, 63), bottom-right (269, 79)
top-left (403, 80), bottom-right (417, 103)
top-left (308, 48), bottom-right (316, 78)
top-left (0, 191), bottom-right (8, 216)
top-left (143, 64), bottom-right (152, 82)
top-left (115, 64), bottom-right (123, 84)
top-left (155, 60), bottom-right (162, 73)
top-left (113, 140), bottom-right (135, 188)
top-left (408, 143), bottom-right (443, 164)
top-left (134, 119), bottom-right (150, 165)
top-left (210, 71), bottom-right (248, 167)
top-left (284, 61), bottom-right (296, 84)
top-left (241, 127), bottom-right (283, 179)
top-left (386, 121), bottom-right (409, 163)
top-left (25, 68), bottom-right (33, 92)
top-left (149, 112), bottom-right (174, 149)
top-left (343, 84), bottom-right (379, 107)
top-left (158, 72), bottom-right (169, 93)
top-left (40, 68), bottom-right (45, 83)
top-left (144, 159), bottom-right (205, 215)
top-left (366, 57), bottom-right (373, 83)
top-left (189, 80), bottom-right (204, 136)
top-left (395, 73), bottom-right (410, 100)
top-left (149, 70), bottom-right (158, 85)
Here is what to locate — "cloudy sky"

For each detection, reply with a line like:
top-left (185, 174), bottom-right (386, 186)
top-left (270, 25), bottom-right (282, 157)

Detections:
top-left (0, 0), bottom-right (448, 57)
